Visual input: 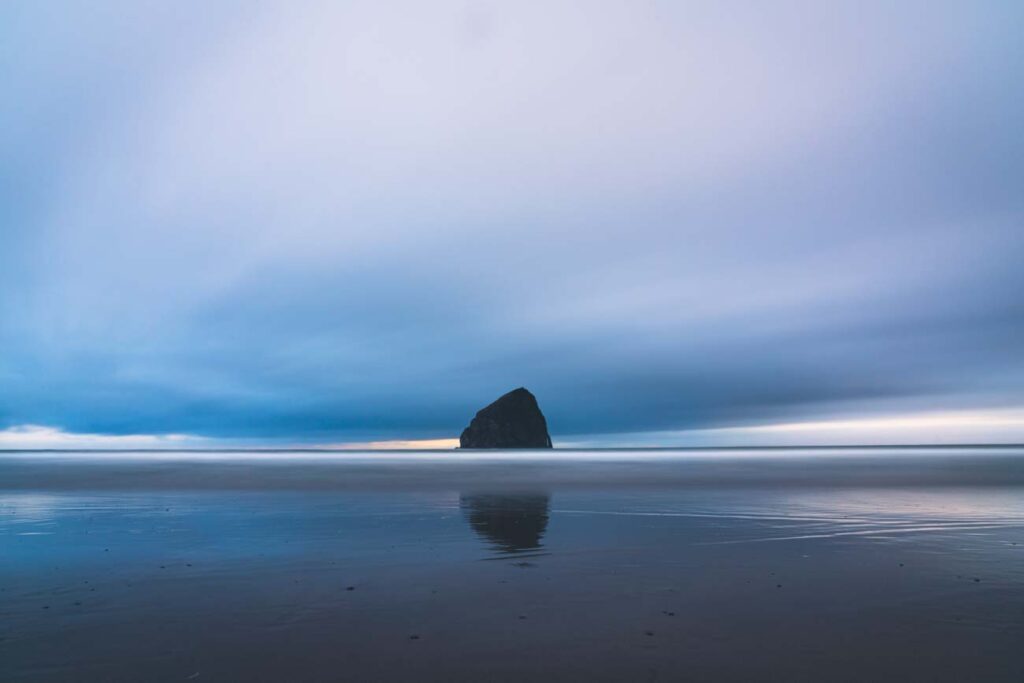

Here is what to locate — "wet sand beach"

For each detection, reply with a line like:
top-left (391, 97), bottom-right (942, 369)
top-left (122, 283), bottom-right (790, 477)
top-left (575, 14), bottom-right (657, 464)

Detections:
top-left (2, 448), bottom-right (1023, 682)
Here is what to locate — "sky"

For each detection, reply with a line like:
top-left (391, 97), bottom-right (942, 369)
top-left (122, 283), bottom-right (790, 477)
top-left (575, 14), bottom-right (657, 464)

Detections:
top-left (2, 1), bottom-right (1024, 448)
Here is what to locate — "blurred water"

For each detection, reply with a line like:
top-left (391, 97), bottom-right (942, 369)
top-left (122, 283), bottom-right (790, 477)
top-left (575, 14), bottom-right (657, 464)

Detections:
top-left (1, 448), bottom-right (1023, 682)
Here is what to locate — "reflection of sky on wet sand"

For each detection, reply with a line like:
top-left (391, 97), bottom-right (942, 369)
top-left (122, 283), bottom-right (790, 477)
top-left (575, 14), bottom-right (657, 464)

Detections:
top-left (1, 494), bottom-right (63, 524)
top-left (546, 486), bottom-right (1024, 547)
top-left (787, 487), bottom-right (1024, 524)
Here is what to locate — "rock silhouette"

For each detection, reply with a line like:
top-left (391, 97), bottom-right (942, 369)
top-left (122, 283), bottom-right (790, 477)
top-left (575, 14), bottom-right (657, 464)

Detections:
top-left (459, 387), bottom-right (553, 449)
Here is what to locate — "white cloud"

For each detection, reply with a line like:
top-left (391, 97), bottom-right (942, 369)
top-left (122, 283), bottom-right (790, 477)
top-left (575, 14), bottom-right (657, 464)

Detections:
top-left (564, 408), bottom-right (1024, 448)
top-left (0, 425), bottom-right (207, 450)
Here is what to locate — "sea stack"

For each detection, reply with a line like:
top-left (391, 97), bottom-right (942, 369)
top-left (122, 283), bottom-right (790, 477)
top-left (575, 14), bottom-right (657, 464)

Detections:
top-left (459, 387), bottom-right (553, 449)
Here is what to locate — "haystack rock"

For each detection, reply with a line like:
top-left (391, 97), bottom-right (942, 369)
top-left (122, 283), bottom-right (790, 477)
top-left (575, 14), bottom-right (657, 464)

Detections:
top-left (459, 387), bottom-right (553, 449)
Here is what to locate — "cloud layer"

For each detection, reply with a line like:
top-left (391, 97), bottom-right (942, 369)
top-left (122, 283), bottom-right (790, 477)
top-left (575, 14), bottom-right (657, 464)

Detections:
top-left (2, 1), bottom-right (1023, 444)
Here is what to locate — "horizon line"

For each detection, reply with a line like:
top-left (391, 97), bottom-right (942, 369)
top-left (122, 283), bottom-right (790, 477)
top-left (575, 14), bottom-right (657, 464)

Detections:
top-left (2, 443), bottom-right (1023, 454)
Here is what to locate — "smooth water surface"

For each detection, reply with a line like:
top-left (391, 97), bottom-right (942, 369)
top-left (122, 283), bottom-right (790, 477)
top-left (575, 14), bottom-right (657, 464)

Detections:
top-left (2, 448), bottom-right (1023, 682)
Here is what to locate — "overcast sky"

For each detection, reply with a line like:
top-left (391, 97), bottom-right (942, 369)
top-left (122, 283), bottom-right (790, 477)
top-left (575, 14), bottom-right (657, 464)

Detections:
top-left (2, 1), bottom-right (1023, 448)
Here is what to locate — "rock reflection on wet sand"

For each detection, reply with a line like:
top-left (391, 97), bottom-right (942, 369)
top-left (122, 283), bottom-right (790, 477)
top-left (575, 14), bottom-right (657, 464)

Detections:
top-left (460, 493), bottom-right (550, 554)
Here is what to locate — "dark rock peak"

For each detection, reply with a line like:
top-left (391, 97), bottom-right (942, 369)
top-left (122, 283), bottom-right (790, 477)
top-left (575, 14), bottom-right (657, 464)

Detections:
top-left (459, 387), bottom-right (553, 449)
